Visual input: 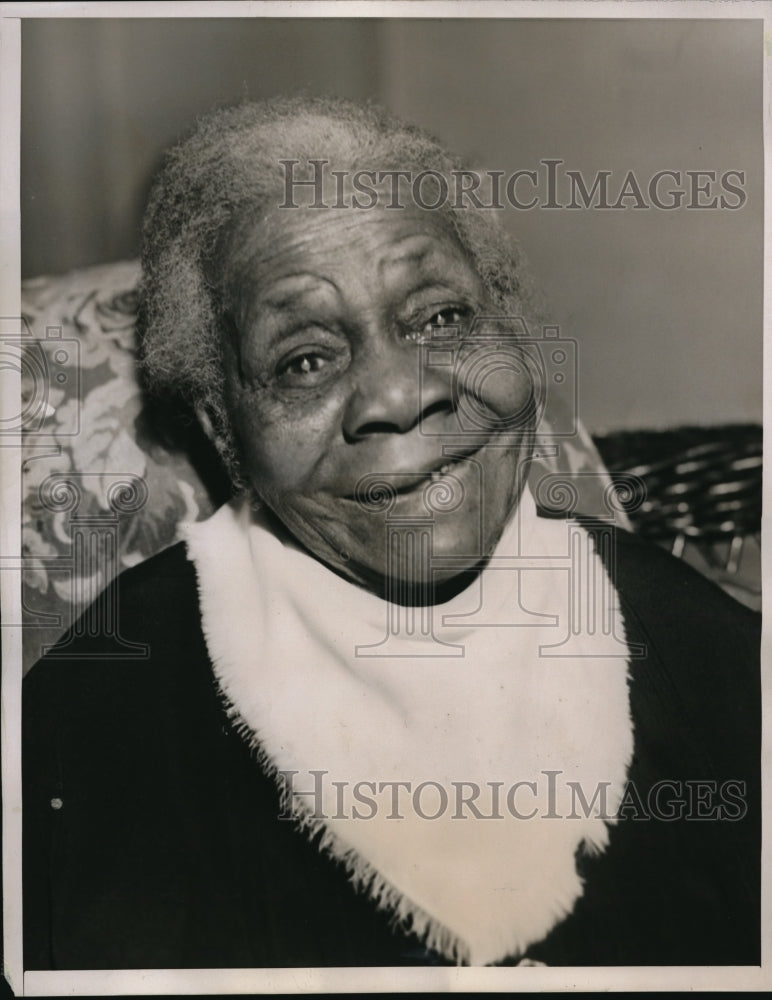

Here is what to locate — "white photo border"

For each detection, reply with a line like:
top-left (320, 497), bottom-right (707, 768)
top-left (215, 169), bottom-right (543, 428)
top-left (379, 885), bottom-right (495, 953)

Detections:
top-left (2, 1), bottom-right (770, 994)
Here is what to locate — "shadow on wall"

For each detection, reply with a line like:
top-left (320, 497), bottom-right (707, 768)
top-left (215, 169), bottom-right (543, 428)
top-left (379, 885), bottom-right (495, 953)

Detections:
top-left (21, 18), bottom-right (386, 277)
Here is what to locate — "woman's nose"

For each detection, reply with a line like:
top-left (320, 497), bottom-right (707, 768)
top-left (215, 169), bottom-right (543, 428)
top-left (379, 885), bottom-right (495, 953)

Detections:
top-left (342, 342), bottom-right (454, 441)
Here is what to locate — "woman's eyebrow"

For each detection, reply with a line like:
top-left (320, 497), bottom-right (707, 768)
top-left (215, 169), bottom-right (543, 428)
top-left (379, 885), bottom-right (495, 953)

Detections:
top-left (377, 239), bottom-right (448, 275)
top-left (402, 279), bottom-right (475, 303)
top-left (249, 273), bottom-right (341, 313)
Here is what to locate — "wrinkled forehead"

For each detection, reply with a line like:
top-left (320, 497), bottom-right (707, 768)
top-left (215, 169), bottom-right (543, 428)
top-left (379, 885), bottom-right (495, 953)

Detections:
top-left (217, 198), bottom-right (480, 317)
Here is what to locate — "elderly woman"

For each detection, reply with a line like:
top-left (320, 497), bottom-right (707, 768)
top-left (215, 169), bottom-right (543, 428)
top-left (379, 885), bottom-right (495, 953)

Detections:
top-left (23, 97), bottom-right (759, 970)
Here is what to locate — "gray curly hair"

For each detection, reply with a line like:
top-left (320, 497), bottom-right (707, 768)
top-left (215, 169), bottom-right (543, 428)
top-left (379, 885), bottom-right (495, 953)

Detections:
top-left (138, 95), bottom-right (544, 487)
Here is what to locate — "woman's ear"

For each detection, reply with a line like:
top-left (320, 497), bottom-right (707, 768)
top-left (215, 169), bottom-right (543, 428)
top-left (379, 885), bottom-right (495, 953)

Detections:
top-left (194, 403), bottom-right (237, 469)
top-left (195, 405), bottom-right (234, 464)
top-left (195, 405), bottom-right (217, 445)
top-left (193, 404), bottom-right (242, 499)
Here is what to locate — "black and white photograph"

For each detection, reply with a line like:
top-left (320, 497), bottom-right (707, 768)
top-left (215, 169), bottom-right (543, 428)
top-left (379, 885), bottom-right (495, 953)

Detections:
top-left (1, 1), bottom-right (768, 994)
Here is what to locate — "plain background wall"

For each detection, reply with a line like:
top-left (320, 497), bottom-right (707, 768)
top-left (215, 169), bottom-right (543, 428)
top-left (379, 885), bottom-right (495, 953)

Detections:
top-left (20, 17), bottom-right (763, 432)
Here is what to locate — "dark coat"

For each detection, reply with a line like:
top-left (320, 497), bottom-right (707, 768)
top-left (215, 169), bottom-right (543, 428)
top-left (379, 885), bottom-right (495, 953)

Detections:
top-left (23, 525), bottom-right (760, 969)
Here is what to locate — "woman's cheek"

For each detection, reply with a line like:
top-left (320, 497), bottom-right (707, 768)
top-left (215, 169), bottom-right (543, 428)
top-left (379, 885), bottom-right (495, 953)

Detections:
top-left (235, 405), bottom-right (336, 495)
top-left (244, 435), bottom-right (317, 494)
top-left (264, 387), bottom-right (349, 482)
top-left (452, 341), bottom-right (532, 415)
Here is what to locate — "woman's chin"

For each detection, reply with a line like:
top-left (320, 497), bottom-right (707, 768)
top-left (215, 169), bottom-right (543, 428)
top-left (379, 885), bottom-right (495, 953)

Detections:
top-left (327, 517), bottom-right (508, 604)
top-left (262, 478), bottom-right (524, 603)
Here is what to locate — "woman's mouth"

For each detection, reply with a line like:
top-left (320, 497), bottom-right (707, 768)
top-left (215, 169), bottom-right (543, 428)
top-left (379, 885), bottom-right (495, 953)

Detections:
top-left (409, 454), bottom-right (469, 492)
top-left (343, 446), bottom-right (485, 507)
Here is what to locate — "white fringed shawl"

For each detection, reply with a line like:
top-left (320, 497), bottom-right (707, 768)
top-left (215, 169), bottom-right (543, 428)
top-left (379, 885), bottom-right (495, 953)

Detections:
top-left (184, 491), bottom-right (633, 965)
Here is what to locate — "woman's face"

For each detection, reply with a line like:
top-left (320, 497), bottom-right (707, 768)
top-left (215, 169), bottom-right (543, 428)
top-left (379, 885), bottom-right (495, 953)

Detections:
top-left (220, 203), bottom-right (535, 597)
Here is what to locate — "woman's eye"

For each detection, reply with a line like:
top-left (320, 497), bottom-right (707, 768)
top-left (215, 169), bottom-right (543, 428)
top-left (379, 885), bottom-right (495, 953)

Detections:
top-left (289, 354), bottom-right (323, 374)
top-left (418, 307), bottom-right (469, 339)
top-left (276, 351), bottom-right (333, 386)
top-left (402, 305), bottom-right (473, 344)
